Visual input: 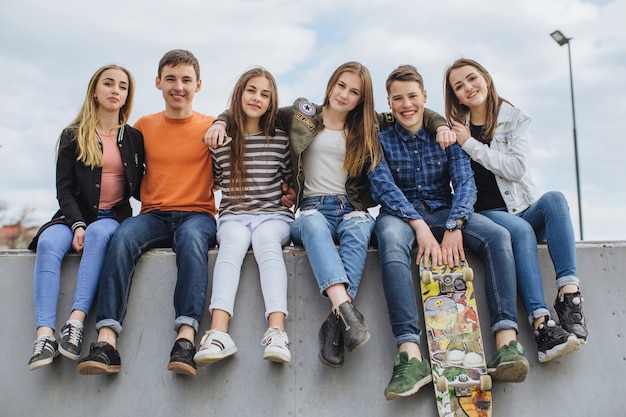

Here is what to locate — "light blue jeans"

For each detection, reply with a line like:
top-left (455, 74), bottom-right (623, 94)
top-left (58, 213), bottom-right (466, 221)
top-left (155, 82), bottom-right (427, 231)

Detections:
top-left (210, 216), bottom-right (292, 319)
top-left (290, 195), bottom-right (375, 300)
top-left (481, 191), bottom-right (579, 323)
top-left (33, 211), bottom-right (119, 331)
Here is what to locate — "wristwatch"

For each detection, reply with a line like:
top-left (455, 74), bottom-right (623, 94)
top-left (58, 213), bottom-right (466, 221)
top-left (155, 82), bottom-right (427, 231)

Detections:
top-left (445, 219), bottom-right (464, 232)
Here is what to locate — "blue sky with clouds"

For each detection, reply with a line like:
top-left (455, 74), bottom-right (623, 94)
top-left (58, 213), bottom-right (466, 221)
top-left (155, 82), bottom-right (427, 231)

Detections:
top-left (1, 0), bottom-right (624, 241)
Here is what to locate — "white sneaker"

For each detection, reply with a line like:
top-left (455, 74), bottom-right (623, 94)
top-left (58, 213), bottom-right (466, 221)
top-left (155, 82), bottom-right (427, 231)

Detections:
top-left (193, 329), bottom-right (238, 366)
top-left (262, 326), bottom-right (291, 363)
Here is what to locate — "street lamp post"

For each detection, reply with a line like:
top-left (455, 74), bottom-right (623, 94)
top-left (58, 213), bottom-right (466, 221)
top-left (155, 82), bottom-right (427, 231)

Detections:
top-left (550, 30), bottom-right (584, 241)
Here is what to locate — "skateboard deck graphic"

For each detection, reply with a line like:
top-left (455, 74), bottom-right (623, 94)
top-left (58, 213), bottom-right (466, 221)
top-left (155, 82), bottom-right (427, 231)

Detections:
top-left (420, 261), bottom-right (492, 417)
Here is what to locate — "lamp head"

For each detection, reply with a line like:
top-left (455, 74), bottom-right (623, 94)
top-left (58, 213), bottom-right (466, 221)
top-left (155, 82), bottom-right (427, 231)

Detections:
top-left (551, 30), bottom-right (570, 46)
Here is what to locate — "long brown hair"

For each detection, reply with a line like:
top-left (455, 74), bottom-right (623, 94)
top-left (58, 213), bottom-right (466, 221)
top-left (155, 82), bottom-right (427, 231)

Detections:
top-left (444, 58), bottom-right (509, 142)
top-left (68, 64), bottom-right (135, 168)
top-left (323, 62), bottom-right (380, 176)
top-left (226, 67), bottom-right (279, 202)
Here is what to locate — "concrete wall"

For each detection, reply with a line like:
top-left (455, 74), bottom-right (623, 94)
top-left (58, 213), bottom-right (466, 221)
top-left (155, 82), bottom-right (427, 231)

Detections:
top-left (2, 242), bottom-right (625, 416)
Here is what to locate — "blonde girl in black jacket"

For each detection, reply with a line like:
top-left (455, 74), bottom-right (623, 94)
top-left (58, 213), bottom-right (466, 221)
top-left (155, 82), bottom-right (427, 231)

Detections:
top-left (27, 65), bottom-right (144, 371)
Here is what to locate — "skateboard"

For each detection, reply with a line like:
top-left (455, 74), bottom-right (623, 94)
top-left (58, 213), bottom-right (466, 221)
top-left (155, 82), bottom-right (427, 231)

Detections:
top-left (420, 261), bottom-right (492, 417)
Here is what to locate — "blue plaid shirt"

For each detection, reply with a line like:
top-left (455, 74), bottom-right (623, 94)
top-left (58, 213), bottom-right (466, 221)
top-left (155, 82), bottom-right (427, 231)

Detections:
top-left (369, 122), bottom-right (476, 222)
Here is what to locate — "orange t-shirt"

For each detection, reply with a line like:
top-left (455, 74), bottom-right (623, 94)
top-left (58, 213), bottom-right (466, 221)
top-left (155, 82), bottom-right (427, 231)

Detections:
top-left (134, 111), bottom-right (217, 216)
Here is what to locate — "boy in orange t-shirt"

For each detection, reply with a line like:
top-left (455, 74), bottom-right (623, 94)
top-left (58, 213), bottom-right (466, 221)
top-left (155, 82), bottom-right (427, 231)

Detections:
top-left (77, 50), bottom-right (217, 377)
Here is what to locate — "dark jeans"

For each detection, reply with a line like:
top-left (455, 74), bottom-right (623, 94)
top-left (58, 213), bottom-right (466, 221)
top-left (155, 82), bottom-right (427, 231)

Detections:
top-left (95, 210), bottom-right (217, 335)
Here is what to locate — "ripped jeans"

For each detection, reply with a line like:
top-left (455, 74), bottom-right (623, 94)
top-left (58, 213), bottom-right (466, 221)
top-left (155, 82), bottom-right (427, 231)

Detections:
top-left (291, 195), bottom-right (375, 299)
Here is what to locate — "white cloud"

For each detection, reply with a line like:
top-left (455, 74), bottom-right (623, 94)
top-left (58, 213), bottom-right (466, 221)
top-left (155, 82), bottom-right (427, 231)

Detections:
top-left (0, 0), bottom-right (624, 241)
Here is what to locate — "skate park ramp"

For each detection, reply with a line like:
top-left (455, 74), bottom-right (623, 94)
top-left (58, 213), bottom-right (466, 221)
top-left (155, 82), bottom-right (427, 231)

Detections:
top-left (1, 241), bottom-right (624, 416)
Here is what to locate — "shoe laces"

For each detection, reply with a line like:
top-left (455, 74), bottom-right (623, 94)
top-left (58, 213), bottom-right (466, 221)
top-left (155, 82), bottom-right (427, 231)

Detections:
top-left (262, 327), bottom-right (289, 347)
top-left (392, 357), bottom-right (412, 378)
top-left (199, 330), bottom-right (217, 350)
top-left (33, 337), bottom-right (53, 355)
top-left (63, 324), bottom-right (83, 346)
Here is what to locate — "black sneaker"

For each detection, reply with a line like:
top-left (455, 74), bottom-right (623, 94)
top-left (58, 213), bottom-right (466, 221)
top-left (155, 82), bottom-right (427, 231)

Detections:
top-left (554, 291), bottom-right (588, 343)
top-left (336, 301), bottom-right (370, 352)
top-left (534, 317), bottom-right (580, 363)
top-left (319, 312), bottom-right (345, 368)
top-left (59, 322), bottom-right (84, 360)
top-left (76, 342), bottom-right (121, 375)
top-left (167, 338), bottom-right (197, 376)
top-left (28, 336), bottom-right (59, 371)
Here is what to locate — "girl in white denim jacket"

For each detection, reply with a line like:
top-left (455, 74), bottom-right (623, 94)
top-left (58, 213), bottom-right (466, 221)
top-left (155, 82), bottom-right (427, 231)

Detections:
top-left (443, 58), bottom-right (587, 363)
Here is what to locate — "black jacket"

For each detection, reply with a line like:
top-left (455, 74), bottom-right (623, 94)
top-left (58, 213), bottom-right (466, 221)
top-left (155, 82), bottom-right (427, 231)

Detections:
top-left (29, 125), bottom-right (145, 250)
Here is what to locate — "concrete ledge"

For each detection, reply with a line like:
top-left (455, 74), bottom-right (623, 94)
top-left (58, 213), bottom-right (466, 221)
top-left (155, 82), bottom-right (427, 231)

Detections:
top-left (2, 242), bottom-right (625, 415)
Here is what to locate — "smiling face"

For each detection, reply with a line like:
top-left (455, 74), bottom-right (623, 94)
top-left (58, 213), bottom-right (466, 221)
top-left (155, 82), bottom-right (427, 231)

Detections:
top-left (156, 64), bottom-right (201, 118)
top-left (326, 71), bottom-right (363, 115)
top-left (94, 68), bottom-right (129, 113)
top-left (387, 80), bottom-right (427, 134)
top-left (241, 75), bottom-right (272, 122)
top-left (448, 65), bottom-right (489, 111)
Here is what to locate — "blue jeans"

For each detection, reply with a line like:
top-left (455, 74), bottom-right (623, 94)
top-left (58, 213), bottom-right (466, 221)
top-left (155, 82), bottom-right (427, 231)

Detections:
top-left (95, 210), bottom-right (217, 335)
top-left (481, 191), bottom-right (579, 323)
top-left (291, 195), bottom-right (375, 300)
top-left (375, 209), bottom-right (518, 346)
top-left (33, 211), bottom-right (119, 330)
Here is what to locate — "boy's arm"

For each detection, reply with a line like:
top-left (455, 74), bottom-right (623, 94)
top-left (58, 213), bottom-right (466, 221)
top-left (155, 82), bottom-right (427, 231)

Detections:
top-left (378, 109), bottom-right (455, 148)
top-left (447, 143), bottom-right (476, 222)
top-left (424, 108), bottom-right (456, 149)
top-left (368, 148), bottom-right (444, 267)
top-left (368, 150), bottom-right (422, 222)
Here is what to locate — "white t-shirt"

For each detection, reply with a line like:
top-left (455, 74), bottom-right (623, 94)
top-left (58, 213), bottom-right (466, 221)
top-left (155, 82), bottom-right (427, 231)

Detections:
top-left (302, 128), bottom-right (347, 197)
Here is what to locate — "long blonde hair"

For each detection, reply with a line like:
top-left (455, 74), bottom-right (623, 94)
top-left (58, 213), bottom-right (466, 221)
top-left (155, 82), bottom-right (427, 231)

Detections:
top-left (226, 67), bottom-right (279, 202)
top-left (67, 64), bottom-right (135, 168)
top-left (323, 62), bottom-right (380, 176)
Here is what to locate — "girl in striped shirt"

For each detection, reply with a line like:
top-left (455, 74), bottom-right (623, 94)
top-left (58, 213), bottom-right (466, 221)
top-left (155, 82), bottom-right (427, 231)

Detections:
top-left (194, 67), bottom-right (294, 366)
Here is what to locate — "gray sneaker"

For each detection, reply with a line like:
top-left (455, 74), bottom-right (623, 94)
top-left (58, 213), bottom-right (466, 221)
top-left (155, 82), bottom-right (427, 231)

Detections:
top-left (59, 322), bottom-right (84, 360)
top-left (28, 336), bottom-right (59, 371)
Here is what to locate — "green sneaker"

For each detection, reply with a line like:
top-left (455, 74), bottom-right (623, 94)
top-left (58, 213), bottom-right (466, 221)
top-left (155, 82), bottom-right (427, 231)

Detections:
top-left (487, 340), bottom-right (529, 383)
top-left (384, 351), bottom-right (432, 400)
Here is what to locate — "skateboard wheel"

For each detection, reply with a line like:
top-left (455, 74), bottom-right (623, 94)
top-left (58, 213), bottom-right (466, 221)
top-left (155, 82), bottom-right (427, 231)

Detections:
top-left (462, 267), bottom-right (474, 282)
top-left (436, 376), bottom-right (448, 392)
top-left (421, 270), bottom-right (433, 285)
top-left (480, 374), bottom-right (492, 391)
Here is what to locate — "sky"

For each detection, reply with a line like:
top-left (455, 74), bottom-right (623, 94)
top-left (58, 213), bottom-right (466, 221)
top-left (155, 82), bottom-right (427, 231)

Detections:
top-left (0, 0), bottom-right (624, 242)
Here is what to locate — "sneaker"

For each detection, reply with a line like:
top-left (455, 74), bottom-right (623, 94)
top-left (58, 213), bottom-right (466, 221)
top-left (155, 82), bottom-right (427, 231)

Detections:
top-left (167, 338), bottom-right (197, 376)
top-left (76, 341), bottom-right (121, 375)
top-left (318, 312), bottom-right (345, 368)
top-left (384, 351), bottom-right (432, 401)
top-left (554, 291), bottom-right (588, 343)
top-left (193, 329), bottom-right (238, 367)
top-left (487, 340), bottom-right (529, 383)
top-left (28, 336), bottom-right (59, 371)
top-left (59, 321), bottom-right (84, 360)
top-left (261, 326), bottom-right (291, 363)
top-left (336, 301), bottom-right (370, 352)
top-left (535, 317), bottom-right (580, 363)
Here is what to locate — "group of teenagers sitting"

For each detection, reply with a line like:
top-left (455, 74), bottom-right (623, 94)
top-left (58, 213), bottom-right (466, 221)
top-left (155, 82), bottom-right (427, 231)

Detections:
top-left (27, 49), bottom-right (587, 401)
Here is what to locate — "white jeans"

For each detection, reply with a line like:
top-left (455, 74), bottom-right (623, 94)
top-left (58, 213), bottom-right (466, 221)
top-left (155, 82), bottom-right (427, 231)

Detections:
top-left (210, 215), bottom-right (291, 319)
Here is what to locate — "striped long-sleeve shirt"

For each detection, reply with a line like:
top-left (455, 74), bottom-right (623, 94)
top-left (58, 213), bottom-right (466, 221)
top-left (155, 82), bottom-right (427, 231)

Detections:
top-left (211, 129), bottom-right (294, 218)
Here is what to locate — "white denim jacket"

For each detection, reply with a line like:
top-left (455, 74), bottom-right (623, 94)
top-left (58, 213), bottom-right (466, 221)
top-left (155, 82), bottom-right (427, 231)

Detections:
top-left (461, 102), bottom-right (539, 214)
